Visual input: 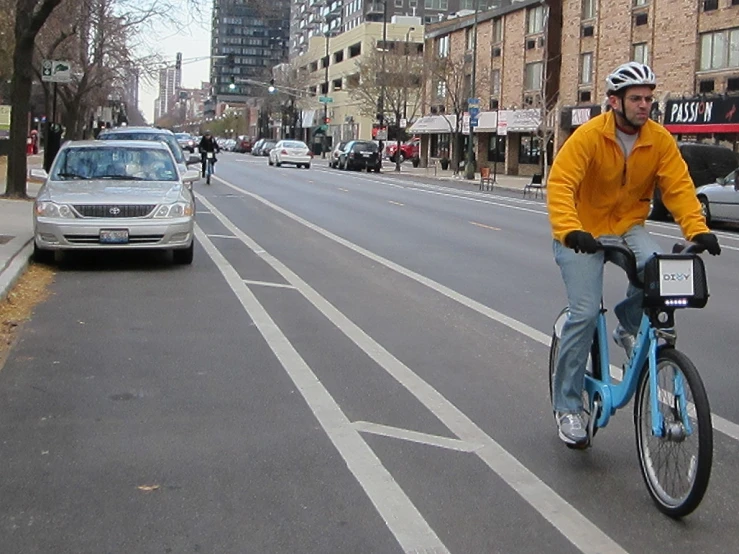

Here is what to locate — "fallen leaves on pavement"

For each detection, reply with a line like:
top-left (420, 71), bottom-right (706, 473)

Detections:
top-left (0, 263), bottom-right (55, 366)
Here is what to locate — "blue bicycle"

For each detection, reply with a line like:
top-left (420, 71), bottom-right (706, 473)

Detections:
top-left (549, 236), bottom-right (713, 518)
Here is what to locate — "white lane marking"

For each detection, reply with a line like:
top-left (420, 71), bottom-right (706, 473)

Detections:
top-left (211, 176), bottom-right (739, 444)
top-left (388, 200), bottom-right (405, 206)
top-left (353, 421), bottom-right (482, 453)
top-left (650, 231), bottom-right (739, 252)
top-left (243, 279), bottom-right (296, 289)
top-left (197, 192), bottom-right (629, 554)
top-left (470, 221), bottom-right (501, 231)
top-left (208, 233), bottom-right (238, 239)
top-left (194, 222), bottom-right (450, 554)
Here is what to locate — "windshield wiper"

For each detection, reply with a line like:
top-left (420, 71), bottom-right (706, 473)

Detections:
top-left (56, 172), bottom-right (89, 180)
top-left (96, 175), bottom-right (144, 180)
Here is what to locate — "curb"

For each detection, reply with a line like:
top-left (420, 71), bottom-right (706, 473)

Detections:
top-left (0, 240), bottom-right (33, 302)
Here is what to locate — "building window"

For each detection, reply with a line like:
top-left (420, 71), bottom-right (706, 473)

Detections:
top-left (700, 28), bottom-right (739, 70)
top-left (703, 0), bottom-right (718, 10)
top-left (435, 80), bottom-right (447, 99)
top-left (527, 5), bottom-right (545, 35)
top-left (491, 69), bottom-right (501, 96)
top-left (699, 80), bottom-right (715, 92)
top-left (634, 12), bottom-right (648, 25)
top-left (487, 135), bottom-right (506, 162)
top-left (395, 0), bottom-right (403, 6)
top-left (519, 135), bottom-right (541, 165)
top-left (524, 61), bottom-right (543, 91)
top-left (461, 0), bottom-right (475, 8)
top-left (580, 52), bottom-right (593, 85)
top-left (466, 28), bottom-right (475, 50)
top-left (437, 34), bottom-right (450, 57)
top-left (492, 18), bottom-right (503, 43)
top-left (633, 0), bottom-right (648, 6)
top-left (582, 0), bottom-right (596, 19)
top-left (728, 77), bottom-right (739, 90)
top-left (633, 42), bottom-right (649, 64)
top-left (425, 0), bottom-right (448, 9)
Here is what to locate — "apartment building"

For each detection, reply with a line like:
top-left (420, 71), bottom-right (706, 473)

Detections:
top-left (414, 0), bottom-right (561, 176)
top-left (290, 0), bottom-right (472, 59)
top-left (210, 0), bottom-right (290, 103)
top-left (291, 17), bottom-right (424, 150)
top-left (559, 0), bottom-right (739, 146)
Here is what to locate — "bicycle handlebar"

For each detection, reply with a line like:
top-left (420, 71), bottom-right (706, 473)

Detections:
top-left (595, 237), bottom-right (706, 290)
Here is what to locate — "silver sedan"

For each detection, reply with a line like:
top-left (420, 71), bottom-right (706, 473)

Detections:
top-left (30, 140), bottom-right (200, 265)
top-left (268, 140), bottom-right (312, 168)
top-left (696, 170), bottom-right (739, 226)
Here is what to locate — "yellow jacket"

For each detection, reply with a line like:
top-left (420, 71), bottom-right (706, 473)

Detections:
top-left (547, 111), bottom-right (709, 243)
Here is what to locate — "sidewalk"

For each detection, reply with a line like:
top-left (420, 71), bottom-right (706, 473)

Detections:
top-left (0, 154), bottom-right (43, 301)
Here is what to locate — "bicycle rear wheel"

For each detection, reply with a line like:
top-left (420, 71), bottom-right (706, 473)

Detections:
top-left (634, 347), bottom-right (712, 518)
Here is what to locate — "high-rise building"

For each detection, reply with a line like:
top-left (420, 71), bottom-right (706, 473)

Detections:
top-left (156, 67), bottom-right (177, 120)
top-left (210, 0), bottom-right (291, 102)
top-left (290, 0), bottom-right (478, 59)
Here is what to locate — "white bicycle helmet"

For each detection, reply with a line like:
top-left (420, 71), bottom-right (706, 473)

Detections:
top-left (605, 62), bottom-right (656, 93)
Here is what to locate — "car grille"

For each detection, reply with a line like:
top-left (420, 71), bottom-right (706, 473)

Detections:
top-left (64, 234), bottom-right (164, 244)
top-left (73, 205), bottom-right (156, 218)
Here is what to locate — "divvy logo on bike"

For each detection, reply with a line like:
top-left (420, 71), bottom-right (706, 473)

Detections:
top-left (659, 259), bottom-right (695, 296)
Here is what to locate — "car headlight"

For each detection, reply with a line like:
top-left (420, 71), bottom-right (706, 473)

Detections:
top-left (35, 201), bottom-right (75, 219)
top-left (154, 201), bottom-right (194, 218)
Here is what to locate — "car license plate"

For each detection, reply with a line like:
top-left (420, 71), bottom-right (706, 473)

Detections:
top-left (361, 153), bottom-right (371, 157)
top-left (99, 229), bottom-right (129, 244)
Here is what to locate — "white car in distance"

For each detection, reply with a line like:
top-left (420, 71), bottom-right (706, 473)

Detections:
top-left (268, 140), bottom-right (312, 169)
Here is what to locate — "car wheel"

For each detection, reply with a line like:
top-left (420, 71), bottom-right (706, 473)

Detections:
top-left (698, 196), bottom-right (712, 226)
top-left (173, 241), bottom-right (194, 265)
top-left (398, 153), bottom-right (405, 163)
top-left (306, 164), bottom-right (311, 169)
top-left (276, 161), bottom-right (282, 167)
top-left (33, 242), bottom-right (54, 265)
top-left (268, 158), bottom-right (273, 166)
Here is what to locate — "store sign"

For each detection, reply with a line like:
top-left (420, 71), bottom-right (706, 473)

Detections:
top-left (571, 108), bottom-right (592, 126)
top-left (664, 97), bottom-right (739, 134)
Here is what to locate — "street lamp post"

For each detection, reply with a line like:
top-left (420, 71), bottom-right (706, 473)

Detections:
top-left (465, 0), bottom-right (479, 180)
top-left (403, 27), bottom-right (415, 121)
top-left (378, 0), bottom-right (388, 151)
top-left (322, 31), bottom-right (330, 158)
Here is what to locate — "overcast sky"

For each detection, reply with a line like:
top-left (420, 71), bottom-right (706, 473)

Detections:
top-left (138, 4), bottom-right (212, 124)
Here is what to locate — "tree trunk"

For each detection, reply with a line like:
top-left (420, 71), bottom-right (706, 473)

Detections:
top-left (5, 35), bottom-right (34, 198)
top-left (395, 111), bottom-right (402, 172)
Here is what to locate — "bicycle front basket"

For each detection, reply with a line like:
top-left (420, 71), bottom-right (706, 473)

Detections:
top-left (643, 254), bottom-right (708, 309)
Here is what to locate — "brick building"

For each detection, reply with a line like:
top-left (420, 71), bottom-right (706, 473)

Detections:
top-left (414, 0), bottom-right (739, 177)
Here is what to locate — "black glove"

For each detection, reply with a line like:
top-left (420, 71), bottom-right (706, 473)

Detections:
top-left (564, 230), bottom-right (598, 254)
top-left (693, 233), bottom-right (721, 255)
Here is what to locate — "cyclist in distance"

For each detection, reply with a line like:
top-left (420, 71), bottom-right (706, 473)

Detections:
top-left (198, 130), bottom-right (220, 177)
top-left (546, 62), bottom-right (721, 446)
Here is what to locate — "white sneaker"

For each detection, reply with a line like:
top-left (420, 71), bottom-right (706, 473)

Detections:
top-left (612, 324), bottom-right (636, 358)
top-left (556, 412), bottom-right (587, 445)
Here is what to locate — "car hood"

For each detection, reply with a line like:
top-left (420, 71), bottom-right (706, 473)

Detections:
top-left (41, 180), bottom-right (185, 204)
top-left (695, 183), bottom-right (727, 197)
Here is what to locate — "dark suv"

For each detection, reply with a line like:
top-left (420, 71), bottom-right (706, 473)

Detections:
top-left (339, 140), bottom-right (381, 172)
top-left (650, 142), bottom-right (739, 220)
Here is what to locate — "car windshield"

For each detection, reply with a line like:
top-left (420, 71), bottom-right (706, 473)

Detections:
top-left (51, 147), bottom-right (179, 182)
top-left (98, 132), bottom-right (185, 163)
top-left (282, 141), bottom-right (307, 149)
top-left (352, 142), bottom-right (377, 152)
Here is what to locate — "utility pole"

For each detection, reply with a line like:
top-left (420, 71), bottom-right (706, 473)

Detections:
top-left (464, 0), bottom-right (479, 180)
top-left (322, 31), bottom-right (330, 158)
top-left (378, 0), bottom-right (388, 153)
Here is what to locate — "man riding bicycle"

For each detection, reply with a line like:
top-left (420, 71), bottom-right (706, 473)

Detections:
top-left (198, 131), bottom-right (220, 177)
top-left (546, 62), bottom-right (721, 446)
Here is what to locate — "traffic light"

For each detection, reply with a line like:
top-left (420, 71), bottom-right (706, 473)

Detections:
top-left (229, 76), bottom-right (236, 91)
top-left (324, 116), bottom-right (331, 124)
top-left (175, 52), bottom-right (182, 71)
top-left (268, 78), bottom-right (275, 93)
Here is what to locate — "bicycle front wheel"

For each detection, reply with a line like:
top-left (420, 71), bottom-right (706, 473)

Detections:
top-left (634, 348), bottom-right (713, 518)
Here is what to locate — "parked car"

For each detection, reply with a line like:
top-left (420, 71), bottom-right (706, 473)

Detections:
top-left (338, 140), bottom-right (382, 172)
top-left (330, 141), bottom-right (348, 168)
top-left (174, 132), bottom-right (196, 152)
top-left (268, 140), bottom-right (313, 168)
top-left (259, 140), bottom-right (277, 156)
top-left (251, 138), bottom-right (266, 156)
top-left (234, 136), bottom-right (252, 153)
top-left (696, 169), bottom-right (739, 226)
top-left (29, 140), bottom-right (199, 265)
top-left (98, 126), bottom-right (201, 177)
top-left (386, 137), bottom-right (420, 163)
top-left (650, 142), bottom-right (739, 220)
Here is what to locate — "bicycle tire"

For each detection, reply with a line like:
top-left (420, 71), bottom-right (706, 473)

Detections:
top-left (548, 309), bottom-right (601, 440)
top-left (634, 347), bottom-right (713, 518)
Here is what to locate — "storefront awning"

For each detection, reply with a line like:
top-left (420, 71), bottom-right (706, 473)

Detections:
top-left (409, 115), bottom-right (457, 134)
top-left (663, 97), bottom-right (739, 134)
top-left (473, 111), bottom-right (498, 132)
top-left (502, 109), bottom-right (541, 132)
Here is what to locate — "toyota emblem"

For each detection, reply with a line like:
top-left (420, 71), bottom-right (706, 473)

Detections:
top-left (109, 207), bottom-right (121, 215)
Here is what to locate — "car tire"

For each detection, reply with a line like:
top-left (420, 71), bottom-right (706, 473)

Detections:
top-left (276, 161), bottom-right (281, 167)
top-left (173, 241), bottom-right (194, 265)
top-left (33, 242), bottom-right (54, 265)
top-left (306, 164), bottom-right (311, 169)
top-left (698, 195), bottom-right (712, 226)
top-left (268, 159), bottom-right (273, 166)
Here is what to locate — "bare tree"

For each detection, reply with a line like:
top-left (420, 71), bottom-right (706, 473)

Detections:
top-left (5, 0), bottom-right (66, 198)
top-left (347, 39), bottom-right (424, 172)
top-left (426, 52), bottom-right (484, 175)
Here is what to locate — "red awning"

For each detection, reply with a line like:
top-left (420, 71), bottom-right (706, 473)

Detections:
top-left (664, 123), bottom-right (739, 134)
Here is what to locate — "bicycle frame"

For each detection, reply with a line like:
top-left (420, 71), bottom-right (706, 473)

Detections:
top-left (585, 309), bottom-right (687, 437)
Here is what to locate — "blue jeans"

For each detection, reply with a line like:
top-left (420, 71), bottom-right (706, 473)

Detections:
top-left (552, 226), bottom-right (662, 414)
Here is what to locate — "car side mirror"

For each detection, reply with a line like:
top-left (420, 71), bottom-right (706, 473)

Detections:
top-left (182, 169), bottom-right (201, 183)
top-left (28, 168), bottom-right (48, 183)
top-left (717, 176), bottom-right (726, 186)
top-left (186, 153), bottom-right (200, 166)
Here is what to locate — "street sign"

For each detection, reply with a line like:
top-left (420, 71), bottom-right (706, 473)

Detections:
top-left (42, 60), bottom-right (72, 83)
top-left (468, 106), bottom-right (480, 117)
top-left (318, 96), bottom-right (334, 103)
top-left (470, 116), bottom-right (479, 128)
